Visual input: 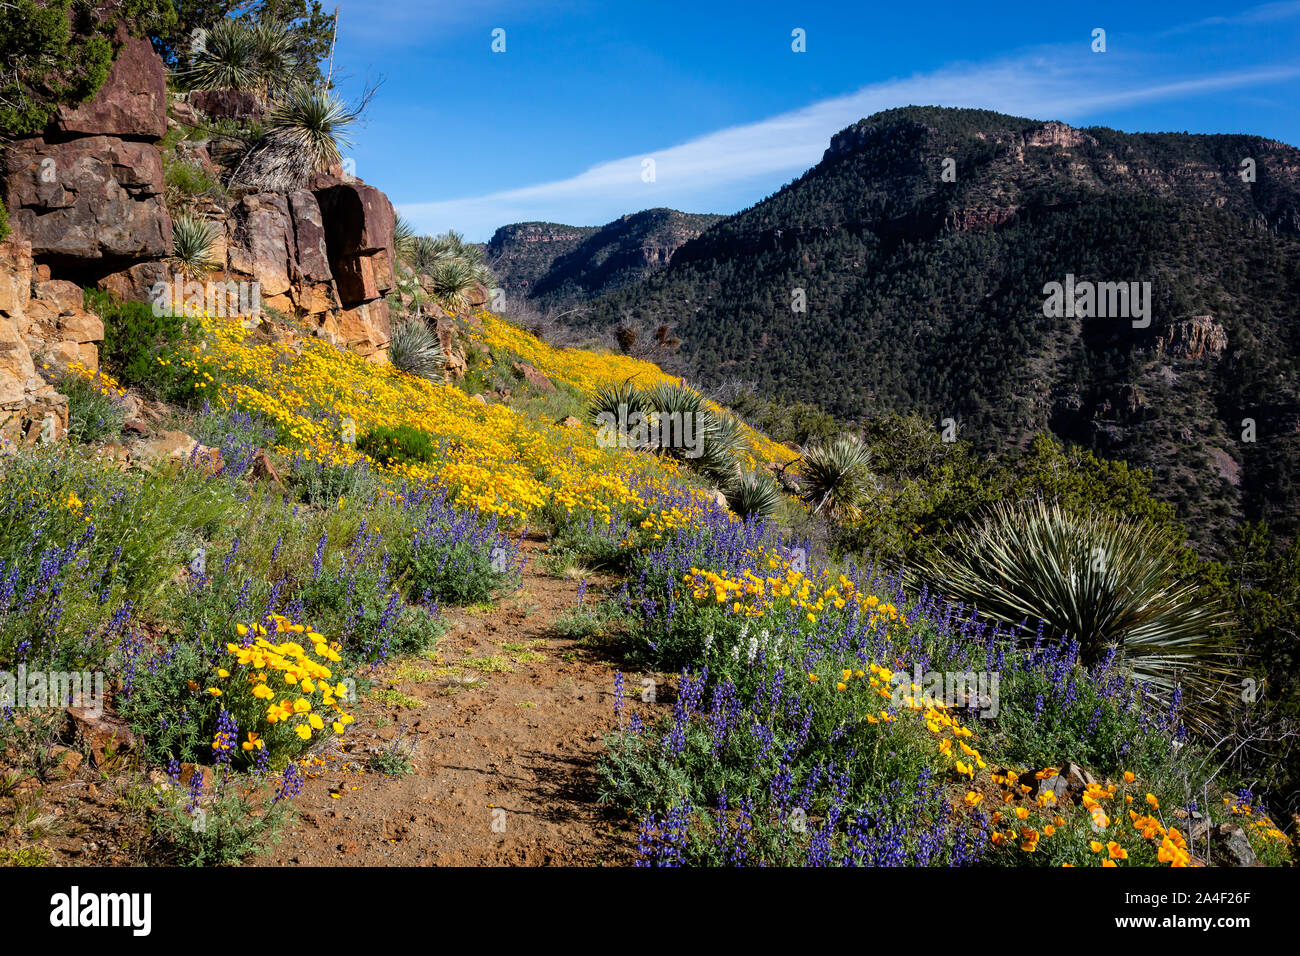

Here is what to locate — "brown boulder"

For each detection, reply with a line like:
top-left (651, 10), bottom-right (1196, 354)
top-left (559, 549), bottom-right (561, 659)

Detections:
top-left (0, 238), bottom-right (33, 315)
top-left (3, 136), bottom-right (170, 262)
top-left (510, 361), bottom-right (555, 392)
top-left (190, 89), bottom-right (263, 122)
top-left (65, 707), bottom-right (136, 768)
top-left (32, 279), bottom-right (84, 314)
top-left (57, 309), bottom-right (105, 345)
top-left (0, 309), bottom-right (40, 407)
top-left (251, 449), bottom-right (284, 487)
top-left (54, 36), bottom-right (166, 139)
top-left (334, 299), bottom-right (391, 353)
top-left (97, 260), bottom-right (169, 304)
top-left (131, 430), bottom-right (223, 473)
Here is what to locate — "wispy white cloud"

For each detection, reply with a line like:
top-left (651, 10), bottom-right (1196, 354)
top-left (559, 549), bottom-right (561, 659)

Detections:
top-left (1158, 0), bottom-right (1300, 37)
top-left (400, 49), bottom-right (1300, 240)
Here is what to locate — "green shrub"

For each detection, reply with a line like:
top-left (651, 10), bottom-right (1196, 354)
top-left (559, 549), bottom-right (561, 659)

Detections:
top-left (87, 289), bottom-right (206, 402)
top-left (151, 767), bottom-right (295, 866)
top-left (356, 424), bottom-right (436, 469)
top-left (287, 457), bottom-right (382, 507)
top-left (0, 198), bottom-right (9, 242)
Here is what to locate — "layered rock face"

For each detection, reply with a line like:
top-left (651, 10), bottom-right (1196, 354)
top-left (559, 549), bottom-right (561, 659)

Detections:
top-left (2, 33), bottom-right (171, 284)
top-left (1, 17), bottom-right (407, 426)
top-left (0, 238), bottom-right (72, 447)
top-left (310, 174), bottom-right (398, 359)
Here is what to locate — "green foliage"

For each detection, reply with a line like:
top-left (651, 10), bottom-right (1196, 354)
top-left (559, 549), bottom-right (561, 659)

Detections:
top-left (355, 423), bottom-right (436, 469)
top-left (156, 0), bottom-right (334, 81)
top-left (0, 0), bottom-right (175, 136)
top-left (151, 769), bottom-right (295, 866)
top-left (87, 290), bottom-right (203, 402)
top-left (427, 258), bottom-right (479, 313)
top-left (406, 537), bottom-right (513, 607)
top-left (163, 152), bottom-right (223, 211)
top-left (0, 199), bottom-right (9, 242)
top-left (286, 456), bottom-right (381, 507)
top-left (587, 380), bottom-right (648, 424)
top-left (799, 435), bottom-right (875, 520)
top-left (723, 472), bottom-right (782, 521)
top-left (187, 16), bottom-right (259, 91)
top-left (263, 82), bottom-right (356, 171)
top-left (402, 231), bottom-right (495, 305)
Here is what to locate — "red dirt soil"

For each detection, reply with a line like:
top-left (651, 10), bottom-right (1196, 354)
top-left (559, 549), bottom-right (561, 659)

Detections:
top-left (254, 536), bottom-right (660, 866)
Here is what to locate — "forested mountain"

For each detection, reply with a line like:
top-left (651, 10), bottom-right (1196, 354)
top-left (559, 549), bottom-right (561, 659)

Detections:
top-left (487, 208), bottom-right (723, 309)
top-left (567, 107), bottom-right (1300, 551)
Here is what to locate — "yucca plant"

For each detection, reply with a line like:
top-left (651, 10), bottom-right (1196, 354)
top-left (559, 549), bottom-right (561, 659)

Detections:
top-left (798, 435), bottom-right (874, 520)
top-left (248, 19), bottom-right (297, 97)
top-left (189, 18), bottom-right (257, 92)
top-left (393, 215), bottom-right (418, 265)
top-left (724, 472), bottom-right (783, 521)
top-left (645, 381), bottom-right (706, 460)
top-left (404, 235), bottom-right (443, 275)
top-left (387, 317), bottom-right (446, 380)
top-left (263, 83), bottom-right (357, 175)
top-left (918, 499), bottom-right (1235, 732)
top-left (427, 258), bottom-right (478, 313)
top-left (639, 381), bottom-right (748, 481)
top-left (588, 380), bottom-right (649, 425)
top-left (169, 212), bottom-right (220, 277)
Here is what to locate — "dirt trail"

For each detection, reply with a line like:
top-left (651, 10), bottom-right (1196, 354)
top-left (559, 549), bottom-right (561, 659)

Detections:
top-left (257, 535), bottom-right (649, 866)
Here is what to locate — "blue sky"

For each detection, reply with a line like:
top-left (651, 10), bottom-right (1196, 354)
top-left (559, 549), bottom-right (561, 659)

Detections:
top-left (325, 1), bottom-right (1300, 241)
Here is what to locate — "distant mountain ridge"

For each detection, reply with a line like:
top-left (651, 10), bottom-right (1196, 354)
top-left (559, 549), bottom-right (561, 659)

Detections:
top-left (552, 107), bottom-right (1300, 551)
top-left (487, 208), bottom-right (724, 307)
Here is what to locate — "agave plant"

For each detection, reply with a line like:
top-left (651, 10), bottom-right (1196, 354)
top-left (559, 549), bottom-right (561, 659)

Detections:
top-left (170, 212), bottom-right (220, 277)
top-left (798, 435), bottom-right (874, 520)
top-left (724, 472), bottom-right (783, 521)
top-left (637, 381), bottom-right (749, 481)
top-left (692, 412), bottom-right (746, 484)
top-left (189, 18), bottom-right (258, 92)
top-left (426, 258), bottom-right (479, 313)
top-left (387, 317), bottom-right (446, 380)
top-left (918, 499), bottom-right (1236, 731)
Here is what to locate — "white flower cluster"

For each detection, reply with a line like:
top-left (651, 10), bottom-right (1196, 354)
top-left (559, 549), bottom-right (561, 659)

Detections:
top-left (705, 623), bottom-right (787, 666)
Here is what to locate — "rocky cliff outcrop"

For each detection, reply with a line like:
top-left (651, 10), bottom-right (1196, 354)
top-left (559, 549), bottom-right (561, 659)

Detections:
top-left (1149, 315), bottom-right (1229, 361)
top-left (2, 32), bottom-right (171, 286)
top-left (0, 238), bottom-right (72, 447)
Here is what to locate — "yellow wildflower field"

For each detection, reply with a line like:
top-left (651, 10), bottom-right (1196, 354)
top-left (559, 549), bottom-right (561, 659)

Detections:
top-left (171, 312), bottom-right (784, 525)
